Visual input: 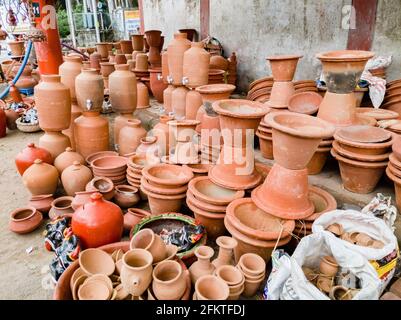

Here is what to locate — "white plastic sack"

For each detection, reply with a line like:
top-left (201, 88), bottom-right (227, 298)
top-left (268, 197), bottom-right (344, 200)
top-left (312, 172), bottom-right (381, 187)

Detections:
top-left (312, 209), bottom-right (399, 293)
top-left (264, 232), bottom-right (382, 300)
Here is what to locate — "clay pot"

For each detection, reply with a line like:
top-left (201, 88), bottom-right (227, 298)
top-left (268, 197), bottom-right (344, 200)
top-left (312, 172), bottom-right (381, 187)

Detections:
top-left (184, 89), bottom-right (202, 120)
top-left (114, 185), bottom-right (140, 208)
top-left (238, 253), bottom-right (266, 276)
top-left (34, 75), bottom-right (71, 131)
top-left (171, 86), bottom-right (189, 119)
top-left (144, 187), bottom-right (186, 215)
top-left (4, 107), bottom-right (19, 130)
top-left (79, 248), bottom-right (115, 276)
top-left (189, 246), bottom-right (215, 285)
top-left (392, 135), bottom-right (401, 161)
top-left (9, 207), bottom-right (43, 234)
top-left (96, 43), bottom-right (109, 59)
top-left (329, 285), bottom-right (353, 300)
top-left (78, 280), bottom-right (111, 300)
top-left (131, 34), bottom-right (144, 51)
top-left (163, 84), bottom-right (174, 113)
top-left (320, 256), bottom-right (338, 276)
top-left (48, 196), bottom-right (74, 220)
top-left (89, 52), bottom-right (102, 70)
top-left (99, 62), bottom-right (115, 78)
top-left (142, 163), bottom-right (194, 187)
top-left (15, 65), bottom-right (38, 89)
top-left (15, 143), bottom-right (53, 175)
top-left (8, 40), bottom-right (25, 56)
top-left (288, 91), bottom-right (322, 115)
top-left (28, 194), bottom-right (54, 214)
top-left (167, 33), bottom-right (191, 85)
top-left (71, 190), bottom-right (98, 210)
top-left (120, 248), bottom-right (153, 296)
top-left (86, 151), bottom-right (119, 166)
top-left (306, 146), bottom-right (331, 175)
top-left (114, 53), bottom-right (127, 65)
top-left (22, 159), bottom-right (59, 195)
top-left (119, 40), bottom-right (133, 54)
top-left (152, 115), bottom-right (174, 156)
top-left (54, 147), bottom-right (85, 173)
top-left (267, 54), bottom-right (302, 81)
top-left (148, 68), bottom-right (167, 103)
top-left (182, 42), bottom-right (210, 88)
top-left (124, 208), bottom-right (151, 232)
top-left (135, 53), bottom-right (148, 71)
top-left (130, 228), bottom-right (167, 263)
top-left (118, 119), bottom-right (147, 156)
top-left (145, 30), bottom-right (162, 67)
top-left (137, 81), bottom-right (150, 109)
top-left (72, 193), bottom-right (123, 248)
top-left (75, 68), bottom-right (104, 111)
top-left (59, 56), bottom-right (82, 102)
top-left (39, 132), bottom-right (71, 160)
top-left (215, 264), bottom-right (245, 299)
top-left (210, 55), bottom-right (229, 71)
top-left (85, 176), bottom-right (114, 200)
top-left (152, 260), bottom-right (186, 300)
top-left (212, 236), bottom-right (238, 268)
top-left (195, 275), bottom-right (230, 300)
top-left (61, 161), bottom-right (93, 196)
top-left (109, 64), bottom-right (137, 113)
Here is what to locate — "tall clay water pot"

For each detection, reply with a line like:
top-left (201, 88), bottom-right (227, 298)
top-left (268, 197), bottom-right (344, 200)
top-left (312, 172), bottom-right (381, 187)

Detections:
top-left (167, 33), bottom-right (191, 85)
top-left (183, 42), bottom-right (210, 88)
top-left (118, 119), bottom-right (147, 156)
top-left (109, 64), bottom-right (137, 113)
top-left (149, 68), bottom-right (167, 103)
top-left (22, 159), bottom-right (59, 195)
top-left (161, 51), bottom-right (169, 84)
top-left (39, 131), bottom-right (72, 160)
top-left (89, 52), bottom-right (102, 70)
top-left (113, 113), bottom-right (136, 149)
top-left (61, 161), bottom-right (93, 196)
top-left (15, 143), bottom-right (53, 175)
top-left (75, 68), bottom-right (104, 111)
top-left (172, 86), bottom-right (189, 119)
top-left (186, 89), bottom-right (203, 120)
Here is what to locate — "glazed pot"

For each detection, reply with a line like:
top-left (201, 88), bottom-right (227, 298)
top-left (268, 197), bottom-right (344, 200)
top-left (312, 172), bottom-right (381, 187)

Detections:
top-left (39, 131), bottom-right (71, 160)
top-left (167, 33), bottom-right (191, 85)
top-left (28, 194), bottom-right (54, 214)
top-left (15, 142), bottom-right (53, 175)
top-left (123, 208), bottom-right (151, 232)
top-left (149, 68), bottom-right (167, 102)
top-left (75, 68), bottom-right (104, 111)
top-left (195, 275), bottom-right (230, 300)
top-left (9, 207), bottom-right (43, 234)
top-left (114, 185), bottom-right (140, 208)
top-left (182, 42), bottom-right (210, 88)
top-left (96, 43), bottom-right (109, 59)
top-left (119, 40), bottom-right (133, 54)
top-left (171, 86), bottom-right (189, 119)
top-left (118, 119), bottom-right (147, 156)
top-left (152, 260), bottom-right (186, 300)
top-left (212, 236), bottom-right (238, 268)
top-left (189, 246), bottom-right (215, 285)
top-left (72, 193), bottom-right (124, 248)
top-left (71, 190), bottom-right (98, 210)
top-left (54, 147), bottom-right (85, 173)
top-left (61, 161), bottom-right (93, 196)
top-left (163, 85), bottom-right (175, 113)
top-left (267, 55), bottom-right (302, 81)
top-left (130, 228), bottom-right (167, 263)
top-left (85, 176), bottom-right (115, 200)
top-left (59, 55), bottom-right (82, 102)
top-left (22, 159), bottom-right (59, 196)
top-left (49, 196), bottom-right (74, 220)
top-left (34, 75), bottom-right (71, 131)
top-left (137, 81), bottom-right (150, 109)
top-left (109, 64), bottom-right (137, 113)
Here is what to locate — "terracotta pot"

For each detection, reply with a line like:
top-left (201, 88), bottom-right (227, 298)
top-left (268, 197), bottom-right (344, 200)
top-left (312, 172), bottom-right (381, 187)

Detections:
top-left (72, 193), bottom-right (123, 248)
top-left (59, 56), bottom-right (82, 102)
top-left (152, 115), bottom-right (174, 156)
top-left (99, 62), bottom-right (115, 78)
top-left (212, 236), bottom-right (238, 268)
top-left (161, 51), bottom-right (169, 83)
top-left (136, 136), bottom-right (160, 157)
top-left (79, 248), bottom-right (115, 277)
top-left (143, 186), bottom-right (186, 215)
top-left (256, 131), bottom-right (273, 160)
top-left (152, 260), bottom-right (186, 300)
top-left (267, 55), bottom-right (302, 81)
top-left (333, 141), bottom-right (389, 162)
top-left (112, 113), bottom-right (135, 148)
top-left (386, 167), bottom-right (401, 211)
top-left (75, 69), bottom-right (104, 111)
top-left (167, 33), bottom-right (191, 85)
top-left (109, 64), bottom-right (137, 113)
top-left (148, 68), bottom-right (166, 103)
top-left (288, 91), bottom-right (322, 115)
top-left (15, 142), bottom-right (53, 175)
top-left (141, 176), bottom-right (188, 195)
top-left (62, 103), bottom-right (82, 150)
top-left (71, 190), bottom-right (98, 210)
top-left (74, 109), bottom-right (109, 159)
top-left (49, 196), bottom-right (74, 220)
top-left (171, 86), bottom-right (189, 119)
top-left (9, 207), bottom-right (43, 234)
top-left (135, 53), bottom-right (148, 71)
top-left (118, 119), bottom-right (147, 156)
top-left (114, 185), bottom-right (140, 208)
top-left (306, 146), bottom-right (331, 175)
top-left (195, 275), bottom-right (229, 300)
top-left (183, 89), bottom-right (202, 120)
top-left (182, 42), bottom-right (210, 88)
top-left (120, 248), bottom-right (153, 296)
top-left (54, 147), bottom-right (85, 173)
top-left (331, 148), bottom-right (387, 194)
top-left (131, 34), bottom-right (144, 51)
top-left (319, 256), bottom-right (338, 276)
top-left (39, 131), bottom-right (71, 160)
top-left (265, 81), bottom-right (295, 109)
top-left (15, 65), bottom-right (37, 89)
top-left (108, 52), bottom-right (115, 63)
top-left (8, 40), bottom-right (24, 56)
top-left (61, 161), bottom-right (93, 196)
top-left (124, 208), bottom-right (151, 232)
top-left (317, 91), bottom-right (359, 126)
top-left (34, 75), bottom-right (71, 131)
top-left (89, 52), bottom-right (102, 70)
top-left (22, 159), bottom-right (59, 195)
top-left (4, 108), bottom-right (19, 130)
top-left (85, 176), bottom-right (115, 200)
top-left (28, 194), bottom-right (54, 214)
top-left (137, 81), bottom-right (150, 109)
top-left (210, 55), bottom-right (229, 71)
top-left (163, 84), bottom-right (174, 113)
top-left (189, 246), bottom-right (215, 284)
top-left (179, 29), bottom-right (197, 41)
top-left (130, 228), bottom-right (167, 263)
top-left (145, 30), bottom-right (162, 67)
top-left (119, 40), bottom-right (133, 54)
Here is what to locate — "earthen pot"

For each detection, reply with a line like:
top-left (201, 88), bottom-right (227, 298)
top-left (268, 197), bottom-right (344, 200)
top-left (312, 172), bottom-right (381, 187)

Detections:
top-left (77, 280), bottom-right (111, 300)
top-left (115, 53), bottom-right (127, 65)
top-left (142, 163), bottom-right (194, 187)
top-left (9, 207), bottom-right (43, 234)
top-left (288, 91), bottom-right (322, 115)
top-left (89, 52), bottom-right (102, 70)
top-left (186, 190), bottom-right (227, 213)
top-left (152, 115), bottom-right (174, 156)
top-left (129, 228), bottom-right (167, 263)
top-left (72, 193), bottom-right (124, 248)
top-left (71, 190), bottom-right (98, 210)
top-left (195, 275), bottom-right (230, 300)
top-left (49, 196), bottom-right (74, 220)
top-left (118, 119), bottom-right (147, 156)
top-left (75, 68), bottom-right (104, 111)
top-left (212, 236), bottom-right (238, 268)
top-left (109, 64), bottom-right (137, 114)
top-left (356, 107), bottom-right (399, 121)
top-left (182, 42), bottom-right (210, 88)
top-left (332, 141), bottom-right (390, 162)
top-left (123, 208), bottom-right (151, 232)
top-left (392, 135), bottom-right (401, 161)
top-left (54, 147), bottom-right (85, 173)
top-left (137, 81), bottom-right (150, 109)
top-left (39, 131), bottom-right (71, 160)
top-left (61, 161), bottom-right (93, 196)
top-left (96, 43), bottom-right (109, 59)
top-left (306, 146), bottom-right (331, 175)
top-left (79, 248), bottom-right (115, 276)
top-left (119, 40), bottom-right (133, 54)
top-left (171, 86), bottom-right (189, 119)
top-left (4, 107), bottom-right (19, 130)
top-left (136, 136), bottom-right (160, 157)
top-left (99, 62), bottom-right (115, 78)
top-left (15, 143), bottom-right (53, 175)
top-left (256, 131), bottom-right (273, 160)
top-left (238, 253), bottom-right (266, 277)
top-left (149, 68), bottom-right (167, 102)
top-left (86, 151), bottom-right (119, 166)
top-left (15, 65), bottom-right (38, 89)
top-left (319, 256), bottom-right (338, 276)
top-left (8, 40), bottom-right (25, 56)
top-left (114, 185), bottom-right (140, 208)
top-left (59, 55), bottom-right (82, 102)
top-left (167, 33), bottom-right (191, 85)
top-left (267, 54), bottom-right (302, 81)
top-left (163, 84), bottom-right (174, 113)
top-left (189, 246), bottom-right (215, 285)
top-left (28, 194), bottom-right (54, 214)
top-left (22, 159), bottom-right (59, 196)
top-left (85, 176), bottom-right (115, 200)
top-left (131, 34), bottom-right (144, 51)
top-left (113, 114), bottom-right (136, 148)
top-left (185, 89), bottom-right (203, 121)
top-left (183, 163), bottom-right (212, 177)
top-left (152, 260), bottom-right (186, 300)
top-left (336, 125), bottom-right (391, 144)
top-left (143, 186), bottom-right (186, 215)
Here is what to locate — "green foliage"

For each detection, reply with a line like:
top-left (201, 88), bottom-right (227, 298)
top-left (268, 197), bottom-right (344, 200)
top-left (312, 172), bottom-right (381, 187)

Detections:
top-left (57, 8), bottom-right (70, 39)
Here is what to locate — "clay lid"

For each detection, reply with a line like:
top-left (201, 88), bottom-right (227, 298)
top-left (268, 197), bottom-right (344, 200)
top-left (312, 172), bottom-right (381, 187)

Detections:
top-left (336, 125), bottom-right (391, 144)
top-left (266, 54), bottom-right (303, 60)
top-left (316, 50), bottom-right (374, 61)
top-left (356, 108), bottom-right (399, 121)
top-left (212, 99), bottom-right (269, 119)
top-left (195, 84), bottom-right (236, 94)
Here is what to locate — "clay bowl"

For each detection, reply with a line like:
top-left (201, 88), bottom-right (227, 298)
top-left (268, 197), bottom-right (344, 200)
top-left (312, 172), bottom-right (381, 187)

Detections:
top-left (288, 92), bottom-right (322, 115)
top-left (195, 275), bottom-right (230, 300)
top-left (248, 76), bottom-right (273, 90)
top-left (79, 248), bottom-right (115, 276)
top-left (140, 176), bottom-right (188, 195)
top-left (9, 207), bottom-right (43, 234)
top-left (93, 169), bottom-right (127, 178)
top-left (225, 198), bottom-right (295, 240)
top-left (303, 186), bottom-right (337, 221)
top-left (183, 163), bottom-right (212, 176)
top-left (126, 168), bottom-right (143, 180)
top-left (127, 153), bottom-right (160, 170)
top-left (188, 176), bottom-right (245, 206)
top-left (54, 241), bottom-right (191, 300)
top-left (28, 194), bottom-right (54, 214)
top-left (186, 190), bottom-right (227, 213)
top-left (91, 156), bottom-right (128, 172)
top-left (336, 125), bottom-right (391, 144)
top-left (142, 164), bottom-right (194, 187)
top-left (78, 279), bottom-right (111, 300)
top-left (356, 108), bottom-right (399, 121)
top-left (86, 151), bottom-right (119, 166)
top-left (85, 176), bottom-right (115, 200)
top-left (332, 140), bottom-right (391, 162)
top-left (49, 196), bottom-right (74, 220)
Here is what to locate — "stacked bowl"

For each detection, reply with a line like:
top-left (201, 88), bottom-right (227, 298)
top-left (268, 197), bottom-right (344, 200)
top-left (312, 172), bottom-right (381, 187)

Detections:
top-left (383, 79), bottom-right (401, 115)
top-left (237, 253), bottom-right (266, 297)
top-left (214, 265), bottom-right (245, 300)
top-left (208, 69), bottom-right (225, 84)
top-left (256, 116), bottom-right (273, 160)
top-left (356, 107), bottom-right (399, 122)
top-left (141, 164), bottom-right (194, 214)
top-left (293, 80), bottom-right (318, 93)
top-left (91, 156), bottom-right (128, 185)
top-left (306, 137), bottom-right (334, 175)
top-left (186, 176), bottom-right (245, 239)
top-left (247, 76), bottom-right (273, 102)
top-left (331, 125), bottom-right (392, 194)
top-left (386, 136), bottom-right (401, 211)
top-left (126, 153), bottom-right (160, 189)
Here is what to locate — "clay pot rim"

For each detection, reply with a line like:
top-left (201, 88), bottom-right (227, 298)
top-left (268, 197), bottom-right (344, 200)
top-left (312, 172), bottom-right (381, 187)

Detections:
top-left (186, 197), bottom-right (225, 218)
top-left (141, 177), bottom-right (188, 195)
top-left (209, 165), bottom-right (263, 191)
top-left (186, 190), bottom-right (227, 213)
top-left (330, 148), bottom-right (388, 168)
top-left (384, 92), bottom-right (401, 102)
top-left (356, 108), bottom-right (399, 120)
top-left (183, 163), bottom-right (212, 174)
top-left (316, 50), bottom-right (374, 62)
top-left (249, 76), bottom-right (274, 90)
top-left (122, 248), bottom-right (154, 269)
top-left (266, 54), bottom-right (303, 61)
top-left (89, 176), bottom-right (114, 193)
top-left (334, 131), bottom-right (394, 149)
top-left (91, 156), bottom-right (128, 170)
top-left (195, 84), bottom-right (236, 94)
top-left (215, 265), bottom-right (244, 286)
top-left (287, 92), bottom-right (322, 115)
top-left (63, 55), bottom-right (83, 62)
top-left (115, 184), bottom-right (139, 195)
top-left (142, 164), bottom-right (194, 186)
top-left (388, 162), bottom-right (401, 179)
top-left (127, 208), bottom-right (152, 218)
top-left (51, 196), bottom-right (74, 209)
top-left (256, 130), bottom-right (272, 141)
top-left (142, 184), bottom-right (187, 200)
top-left (212, 99), bottom-right (270, 119)
top-left (215, 235), bottom-right (238, 250)
top-left (127, 153), bottom-right (159, 169)
top-left (335, 125), bottom-right (392, 144)
top-left (386, 166), bottom-right (401, 185)
top-left (10, 206), bottom-right (37, 222)
top-left (78, 280), bottom-right (110, 300)
top-left (332, 141), bottom-right (390, 162)
top-left (79, 248), bottom-right (115, 276)
top-left (152, 260), bottom-right (182, 284)
top-left (167, 119), bottom-right (200, 127)
top-left (390, 153), bottom-right (401, 169)
top-left (30, 194), bottom-right (53, 201)
top-left (195, 275), bottom-right (230, 300)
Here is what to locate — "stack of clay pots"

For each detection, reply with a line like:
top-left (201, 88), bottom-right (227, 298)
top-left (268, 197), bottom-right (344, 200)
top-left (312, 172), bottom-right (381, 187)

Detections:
top-left (306, 136), bottom-right (334, 175)
top-left (387, 136), bottom-right (401, 211)
top-left (331, 125), bottom-right (392, 194)
top-left (382, 80), bottom-right (401, 115)
top-left (186, 176), bottom-right (245, 239)
top-left (356, 107), bottom-right (398, 123)
top-left (293, 80), bottom-right (318, 93)
top-left (247, 76), bottom-right (273, 103)
top-left (237, 253), bottom-right (266, 297)
top-left (126, 153), bottom-right (159, 190)
top-left (256, 115), bottom-right (273, 160)
top-left (141, 164), bottom-right (194, 214)
top-left (214, 265), bottom-right (245, 300)
top-left (208, 69), bottom-right (225, 84)
top-left (91, 155), bottom-right (128, 186)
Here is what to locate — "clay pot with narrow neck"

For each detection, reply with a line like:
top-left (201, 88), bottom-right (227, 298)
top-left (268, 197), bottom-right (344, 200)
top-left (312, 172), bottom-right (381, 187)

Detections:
top-left (119, 40), bottom-right (133, 54)
top-left (75, 68), bottom-right (104, 111)
top-left (118, 119), bottom-right (147, 156)
top-left (137, 81), bottom-right (150, 109)
top-left (171, 86), bottom-right (189, 119)
top-left (186, 89), bottom-right (203, 120)
top-left (145, 30), bottom-right (162, 68)
top-left (54, 147), bottom-right (85, 173)
top-left (136, 136), bottom-right (160, 158)
top-left (34, 75), bottom-right (71, 131)
top-left (96, 43), bottom-right (109, 59)
top-left (163, 84), bottom-right (175, 113)
top-left (195, 275), bottom-right (229, 300)
top-left (72, 192), bottom-right (123, 248)
top-left (212, 236), bottom-right (238, 268)
top-left (89, 52), bottom-right (102, 70)
top-left (123, 208), bottom-right (151, 232)
top-left (167, 33), bottom-right (191, 85)
top-left (152, 260), bottom-right (186, 300)
top-left (149, 68), bottom-right (167, 102)
top-left (109, 64), bottom-right (137, 113)
top-left (9, 207), bottom-right (43, 234)
top-left (15, 142), bottom-right (53, 175)
top-left (152, 115), bottom-right (174, 156)
top-left (189, 246), bottom-right (215, 285)
top-left (39, 131), bottom-right (72, 160)
top-left (114, 185), bottom-right (140, 208)
top-left (267, 55), bottom-right (302, 81)
top-left (131, 34), bottom-right (144, 51)
top-left (22, 159), bottom-right (59, 196)
top-left (59, 55), bottom-right (82, 102)
top-left (113, 113), bottom-right (135, 148)
top-left (61, 161), bottom-right (93, 196)
top-left (8, 40), bottom-right (24, 56)
top-left (183, 42), bottom-right (210, 88)
top-left (15, 65), bottom-right (38, 89)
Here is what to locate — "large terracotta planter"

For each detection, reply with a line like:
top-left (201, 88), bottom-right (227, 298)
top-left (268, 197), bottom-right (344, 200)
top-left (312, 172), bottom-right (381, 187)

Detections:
top-left (149, 68), bottom-right (167, 102)
top-left (15, 143), bottom-right (53, 175)
top-left (118, 119), bottom-right (147, 156)
top-left (22, 159), bottom-right (59, 195)
top-left (75, 68), bottom-right (104, 111)
top-left (39, 131), bottom-right (71, 160)
top-left (109, 64), bottom-right (137, 113)
top-left (182, 42), bottom-right (210, 88)
top-left (167, 33), bottom-right (191, 85)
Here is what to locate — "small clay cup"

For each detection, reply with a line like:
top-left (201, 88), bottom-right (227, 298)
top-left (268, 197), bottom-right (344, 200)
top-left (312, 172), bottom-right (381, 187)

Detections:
top-left (319, 256), bottom-right (338, 277)
top-left (152, 260), bottom-right (186, 300)
top-left (195, 275), bottom-right (230, 300)
top-left (130, 228), bottom-right (167, 263)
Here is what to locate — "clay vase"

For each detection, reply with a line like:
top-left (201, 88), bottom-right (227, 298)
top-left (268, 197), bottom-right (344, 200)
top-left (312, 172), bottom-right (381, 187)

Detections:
top-left (131, 34), bottom-right (144, 51)
top-left (120, 40), bottom-right (133, 54)
top-left (136, 136), bottom-right (160, 158)
top-left (61, 161), bottom-right (93, 196)
top-left (137, 81), bottom-right (150, 108)
top-left (118, 119), bottom-right (147, 156)
top-left (152, 260), bottom-right (186, 300)
top-left (183, 42), bottom-right (210, 88)
top-left (212, 236), bottom-right (238, 268)
top-left (15, 143), bottom-right (53, 175)
top-left (34, 75), bottom-right (72, 131)
top-left (8, 40), bottom-right (25, 56)
top-left (152, 115), bottom-right (174, 156)
top-left (120, 249), bottom-right (153, 297)
top-left (109, 64), bottom-right (137, 113)
top-left (39, 131), bottom-right (72, 160)
top-left (74, 107), bottom-right (109, 159)
top-left (189, 246), bottom-right (215, 285)
top-left (167, 33), bottom-right (191, 85)
top-left (96, 43), bottom-right (109, 59)
top-left (15, 65), bottom-right (38, 89)
top-left (163, 84), bottom-right (175, 113)
top-left (113, 113), bottom-right (136, 149)
top-left (59, 55), bottom-right (82, 102)
top-left (186, 89), bottom-right (203, 120)
top-left (195, 275), bottom-right (230, 300)
top-left (171, 86), bottom-right (189, 119)
top-left (89, 52), bottom-right (102, 70)
top-left (75, 68), bottom-right (104, 111)
top-left (0, 108), bottom-right (5, 138)
top-left (28, 194), bottom-right (54, 214)
top-left (9, 207), bottom-right (43, 234)
top-left (22, 159), bottom-right (59, 195)
top-left (123, 208), bottom-right (151, 232)
top-left (4, 108), bottom-right (19, 130)
top-left (145, 30), bottom-right (162, 68)
top-left (149, 68), bottom-right (167, 103)
top-left (72, 192), bottom-right (123, 248)
top-left (85, 176), bottom-right (115, 201)
top-left (54, 147), bottom-right (85, 174)
top-left (130, 228), bottom-right (167, 263)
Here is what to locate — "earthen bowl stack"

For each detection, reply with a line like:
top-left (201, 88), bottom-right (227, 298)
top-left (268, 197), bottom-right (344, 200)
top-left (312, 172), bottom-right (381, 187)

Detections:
top-left (247, 76), bottom-right (274, 103)
top-left (293, 80), bottom-right (318, 93)
top-left (126, 153), bottom-right (160, 190)
top-left (386, 136), bottom-right (401, 211)
top-left (256, 117), bottom-right (273, 160)
top-left (91, 156), bottom-right (128, 185)
top-left (382, 80), bottom-right (401, 115)
top-left (331, 125), bottom-right (392, 194)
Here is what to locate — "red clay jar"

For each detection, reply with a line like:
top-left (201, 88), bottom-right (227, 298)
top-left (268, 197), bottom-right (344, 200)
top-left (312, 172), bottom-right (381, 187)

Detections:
top-left (22, 159), bottom-right (59, 196)
top-left (167, 33), bottom-right (191, 85)
top-left (28, 194), bottom-right (54, 214)
top-left (15, 142), bottom-right (53, 175)
top-left (9, 207), bottom-right (43, 234)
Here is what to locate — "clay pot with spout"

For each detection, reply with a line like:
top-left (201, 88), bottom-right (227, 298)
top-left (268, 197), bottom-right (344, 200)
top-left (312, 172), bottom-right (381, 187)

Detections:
top-left (189, 246), bottom-right (215, 285)
top-left (167, 33), bottom-right (191, 85)
top-left (61, 161), bottom-right (93, 196)
top-left (22, 159), bottom-right (59, 195)
top-left (149, 68), bottom-right (167, 102)
top-left (109, 64), bottom-right (137, 113)
top-left (39, 131), bottom-right (72, 160)
top-left (183, 42), bottom-right (210, 88)
top-left (75, 69), bottom-right (104, 111)
top-left (152, 260), bottom-right (186, 300)
top-left (118, 119), bottom-right (147, 156)
top-left (15, 143), bottom-right (53, 175)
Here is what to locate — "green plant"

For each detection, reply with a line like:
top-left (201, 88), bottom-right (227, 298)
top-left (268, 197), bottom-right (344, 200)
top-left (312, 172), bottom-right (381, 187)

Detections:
top-left (57, 8), bottom-right (70, 39)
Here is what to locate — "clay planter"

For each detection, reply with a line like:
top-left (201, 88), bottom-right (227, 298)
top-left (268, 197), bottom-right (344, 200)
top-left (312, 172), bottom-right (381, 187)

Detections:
top-left (75, 69), bottom-right (104, 111)
top-left (130, 228), bottom-right (167, 264)
top-left (386, 167), bottom-right (401, 211)
top-left (307, 146), bottom-right (331, 175)
top-left (114, 185), bottom-right (140, 208)
top-left (54, 147), bottom-right (85, 173)
top-left (49, 196), bottom-right (74, 220)
top-left (216, 265), bottom-right (245, 300)
top-left (143, 186), bottom-right (186, 215)
top-left (333, 141), bottom-right (390, 162)
top-left (336, 125), bottom-right (391, 144)
top-left (330, 148), bottom-right (387, 194)
top-left (109, 64), bottom-right (137, 114)
top-left (8, 40), bottom-right (25, 56)
top-left (22, 159), bottom-right (59, 196)
top-left (152, 260), bottom-right (186, 300)
top-left (61, 161), bottom-right (93, 196)
top-left (195, 275), bottom-right (230, 300)
top-left (118, 119), bottom-right (147, 155)
top-left (96, 43), bottom-right (109, 59)
top-left (34, 75), bottom-right (71, 131)
top-left (85, 176), bottom-right (115, 200)
top-left (319, 256), bottom-right (338, 276)
top-left (72, 193), bottom-right (124, 248)
top-left (288, 91), bottom-right (322, 115)
top-left (124, 208), bottom-right (151, 232)
top-left (142, 163), bottom-right (194, 187)
top-left (167, 33), bottom-right (191, 85)
top-left (182, 42), bottom-right (210, 88)
top-left (9, 206), bottom-right (43, 234)
top-left (15, 143), bottom-right (53, 175)
top-left (256, 131), bottom-right (273, 160)
top-left (267, 54), bottom-right (302, 81)
top-left (266, 111), bottom-right (335, 170)
top-left (212, 236), bottom-right (238, 268)
top-left (72, 190), bottom-right (98, 210)
top-left (141, 176), bottom-right (188, 195)
top-left (149, 68), bottom-right (167, 102)
top-left (28, 194), bottom-right (54, 214)
top-left (119, 40), bottom-right (133, 54)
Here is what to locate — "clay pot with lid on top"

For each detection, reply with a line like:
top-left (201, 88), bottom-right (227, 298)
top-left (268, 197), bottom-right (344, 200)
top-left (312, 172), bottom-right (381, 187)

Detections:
top-left (61, 161), bottom-right (93, 196)
top-left (15, 143), bottom-right (53, 175)
top-left (109, 64), bottom-right (137, 114)
top-left (167, 33), bottom-right (191, 85)
top-left (9, 207), bottom-right (43, 234)
top-left (118, 119), bottom-right (147, 156)
top-left (54, 147), bottom-right (85, 173)
top-left (75, 69), bottom-right (104, 111)
top-left (22, 159), bottom-right (59, 196)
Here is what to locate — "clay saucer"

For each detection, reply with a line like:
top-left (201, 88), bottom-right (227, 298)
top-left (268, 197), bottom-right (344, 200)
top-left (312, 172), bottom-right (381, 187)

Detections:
top-left (140, 177), bottom-right (188, 195)
top-left (186, 189), bottom-right (227, 213)
top-left (288, 92), bottom-right (322, 115)
top-left (91, 156), bottom-right (128, 171)
top-left (332, 140), bottom-right (391, 162)
top-left (336, 125), bottom-right (391, 144)
top-left (142, 164), bottom-right (194, 187)
top-left (389, 153), bottom-right (401, 171)
top-left (356, 108), bottom-right (399, 121)
top-left (72, 275), bottom-right (87, 300)
top-left (70, 267), bottom-right (86, 292)
top-left (79, 248), bottom-right (115, 276)
top-left (86, 151), bottom-right (118, 166)
top-left (249, 76), bottom-right (273, 90)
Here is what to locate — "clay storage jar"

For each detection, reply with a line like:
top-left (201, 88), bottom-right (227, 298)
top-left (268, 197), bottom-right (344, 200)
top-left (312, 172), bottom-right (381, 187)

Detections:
top-left (96, 43), bottom-right (109, 59)
top-left (89, 52), bottom-right (102, 71)
top-left (182, 42), bottom-right (210, 88)
top-left (163, 84), bottom-right (175, 114)
top-left (39, 131), bottom-right (72, 160)
top-left (149, 68), bottom-right (167, 103)
top-left (34, 75), bottom-right (71, 131)
top-left (161, 50), bottom-right (169, 84)
top-left (9, 207), bottom-right (43, 234)
top-left (75, 68), bottom-right (104, 111)
top-left (167, 32), bottom-right (191, 85)
top-left (15, 143), bottom-right (53, 175)
top-left (28, 194), bottom-right (54, 214)
top-left (54, 147), bottom-right (85, 174)
top-left (59, 55), bottom-right (82, 103)
top-left (109, 64), bottom-right (137, 113)
top-left (151, 115), bottom-right (174, 156)
top-left (22, 159), bottom-right (59, 196)
top-left (118, 119), bottom-right (147, 156)
top-left (61, 161), bottom-right (93, 196)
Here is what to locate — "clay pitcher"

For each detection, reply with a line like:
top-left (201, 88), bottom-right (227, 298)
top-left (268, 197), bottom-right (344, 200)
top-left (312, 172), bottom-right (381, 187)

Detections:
top-left (61, 161), bottom-right (93, 196)
top-left (167, 33), bottom-right (191, 85)
top-left (22, 159), bottom-right (59, 195)
top-left (118, 119), bottom-right (147, 156)
top-left (75, 68), bottom-right (104, 111)
top-left (109, 64), bottom-right (137, 113)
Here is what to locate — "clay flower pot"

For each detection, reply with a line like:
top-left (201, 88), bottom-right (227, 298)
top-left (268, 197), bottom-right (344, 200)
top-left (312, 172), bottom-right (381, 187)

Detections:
top-left (61, 161), bottom-right (93, 196)
top-left (8, 40), bottom-right (25, 56)
top-left (212, 236), bottom-right (238, 268)
top-left (28, 194), bottom-right (54, 214)
top-left (288, 91), bottom-right (322, 115)
top-left (267, 54), bottom-right (303, 81)
top-left (256, 131), bottom-right (274, 160)
top-left (130, 228), bottom-right (167, 264)
top-left (131, 34), bottom-right (144, 51)
top-left (22, 159), bottom-right (59, 196)
top-left (319, 255), bottom-right (339, 276)
top-left (54, 147), bottom-right (85, 173)
top-left (86, 151), bottom-right (118, 166)
top-left (195, 275), bottom-right (230, 300)
top-left (238, 253), bottom-right (266, 277)
top-left (152, 260), bottom-right (186, 300)
top-left (15, 143), bottom-right (53, 175)
top-left (124, 208), bottom-right (151, 232)
top-left (9, 207), bottom-right (43, 234)
top-left (114, 185), bottom-right (140, 208)
top-left (49, 196), bottom-right (74, 220)
top-left (99, 62), bottom-right (115, 78)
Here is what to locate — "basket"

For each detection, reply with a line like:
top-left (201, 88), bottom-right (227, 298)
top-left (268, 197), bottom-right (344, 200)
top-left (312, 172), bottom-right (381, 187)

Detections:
top-left (16, 118), bottom-right (41, 133)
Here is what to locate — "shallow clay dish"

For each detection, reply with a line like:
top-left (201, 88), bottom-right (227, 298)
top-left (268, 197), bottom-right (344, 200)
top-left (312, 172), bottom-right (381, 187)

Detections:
top-left (85, 151), bottom-right (119, 166)
top-left (91, 156), bottom-right (128, 171)
top-left (335, 125), bottom-right (391, 144)
top-left (288, 92), bottom-right (322, 115)
top-left (142, 164), bottom-right (194, 187)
